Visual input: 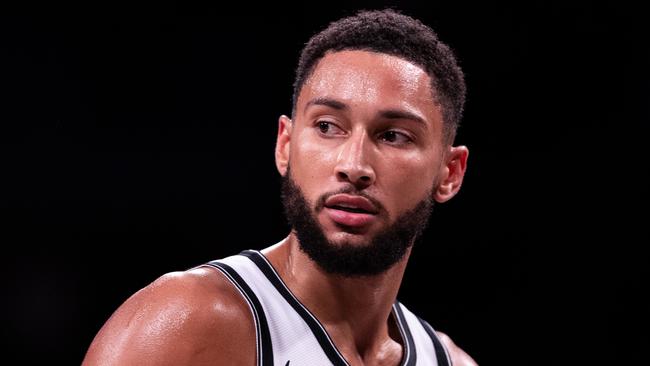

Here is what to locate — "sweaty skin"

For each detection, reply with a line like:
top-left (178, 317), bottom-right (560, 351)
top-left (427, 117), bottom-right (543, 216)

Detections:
top-left (82, 50), bottom-right (475, 366)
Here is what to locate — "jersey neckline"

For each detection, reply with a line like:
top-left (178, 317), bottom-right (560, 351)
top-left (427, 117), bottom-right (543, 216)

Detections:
top-left (240, 249), bottom-right (416, 366)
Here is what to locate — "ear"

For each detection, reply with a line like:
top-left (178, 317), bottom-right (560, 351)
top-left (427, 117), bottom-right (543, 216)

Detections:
top-left (275, 115), bottom-right (293, 176)
top-left (433, 145), bottom-right (469, 203)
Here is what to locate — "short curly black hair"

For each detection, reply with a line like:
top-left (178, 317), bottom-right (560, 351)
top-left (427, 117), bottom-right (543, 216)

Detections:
top-left (292, 9), bottom-right (466, 144)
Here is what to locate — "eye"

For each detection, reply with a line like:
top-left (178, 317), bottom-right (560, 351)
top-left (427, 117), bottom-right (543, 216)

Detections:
top-left (379, 130), bottom-right (413, 145)
top-left (316, 121), bottom-right (344, 136)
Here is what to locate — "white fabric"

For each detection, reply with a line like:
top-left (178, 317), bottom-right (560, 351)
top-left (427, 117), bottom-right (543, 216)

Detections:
top-left (214, 251), bottom-right (445, 366)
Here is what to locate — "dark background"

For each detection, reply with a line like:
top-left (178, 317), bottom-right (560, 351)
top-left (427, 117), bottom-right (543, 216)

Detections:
top-left (2, 1), bottom-right (648, 365)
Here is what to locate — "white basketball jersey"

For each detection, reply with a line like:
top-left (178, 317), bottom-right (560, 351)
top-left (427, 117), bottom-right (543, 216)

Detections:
top-left (204, 250), bottom-right (451, 366)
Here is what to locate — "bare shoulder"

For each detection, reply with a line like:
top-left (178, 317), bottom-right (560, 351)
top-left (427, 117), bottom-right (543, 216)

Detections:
top-left (436, 331), bottom-right (479, 366)
top-left (82, 266), bottom-right (255, 366)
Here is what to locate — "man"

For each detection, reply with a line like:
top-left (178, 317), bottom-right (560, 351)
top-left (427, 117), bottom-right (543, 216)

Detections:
top-left (83, 9), bottom-right (477, 366)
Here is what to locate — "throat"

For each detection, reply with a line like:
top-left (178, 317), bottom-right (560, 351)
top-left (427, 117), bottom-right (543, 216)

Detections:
top-left (388, 307), bottom-right (406, 350)
top-left (352, 309), bottom-right (406, 366)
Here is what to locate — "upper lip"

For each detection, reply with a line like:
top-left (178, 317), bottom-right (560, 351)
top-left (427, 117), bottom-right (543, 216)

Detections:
top-left (324, 194), bottom-right (379, 214)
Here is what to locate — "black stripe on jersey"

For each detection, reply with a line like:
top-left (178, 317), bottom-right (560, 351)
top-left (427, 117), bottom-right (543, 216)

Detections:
top-left (240, 250), bottom-right (350, 366)
top-left (393, 303), bottom-right (417, 366)
top-left (205, 261), bottom-right (274, 366)
top-left (417, 317), bottom-right (451, 366)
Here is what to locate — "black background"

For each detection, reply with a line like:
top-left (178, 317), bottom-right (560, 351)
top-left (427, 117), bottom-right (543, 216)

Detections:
top-left (2, 1), bottom-right (648, 365)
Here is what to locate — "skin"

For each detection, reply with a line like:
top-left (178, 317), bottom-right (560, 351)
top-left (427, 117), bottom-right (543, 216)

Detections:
top-left (83, 50), bottom-right (476, 366)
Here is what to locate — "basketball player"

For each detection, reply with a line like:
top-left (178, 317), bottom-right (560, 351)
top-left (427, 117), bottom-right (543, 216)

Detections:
top-left (83, 9), bottom-right (478, 365)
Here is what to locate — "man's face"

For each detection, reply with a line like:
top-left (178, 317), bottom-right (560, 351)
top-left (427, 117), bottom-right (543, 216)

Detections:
top-left (276, 50), bottom-right (462, 274)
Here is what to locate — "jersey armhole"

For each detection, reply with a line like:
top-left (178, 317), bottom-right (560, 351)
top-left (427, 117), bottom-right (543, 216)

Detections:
top-left (417, 317), bottom-right (452, 366)
top-left (202, 262), bottom-right (274, 366)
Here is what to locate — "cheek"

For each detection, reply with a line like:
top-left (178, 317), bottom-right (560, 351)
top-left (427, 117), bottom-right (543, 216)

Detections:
top-left (289, 134), bottom-right (338, 193)
top-left (379, 155), bottom-right (437, 206)
top-left (291, 132), bottom-right (337, 175)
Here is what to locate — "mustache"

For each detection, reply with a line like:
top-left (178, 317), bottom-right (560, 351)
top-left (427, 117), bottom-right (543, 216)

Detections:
top-left (315, 186), bottom-right (385, 213)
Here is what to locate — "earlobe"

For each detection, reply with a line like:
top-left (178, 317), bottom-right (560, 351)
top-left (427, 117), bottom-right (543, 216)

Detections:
top-left (433, 146), bottom-right (469, 203)
top-left (275, 115), bottom-right (292, 176)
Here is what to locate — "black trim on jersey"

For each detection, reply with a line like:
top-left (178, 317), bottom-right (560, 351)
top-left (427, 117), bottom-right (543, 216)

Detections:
top-left (240, 250), bottom-right (350, 366)
top-left (393, 303), bottom-right (418, 366)
top-left (205, 261), bottom-right (274, 366)
top-left (417, 317), bottom-right (451, 366)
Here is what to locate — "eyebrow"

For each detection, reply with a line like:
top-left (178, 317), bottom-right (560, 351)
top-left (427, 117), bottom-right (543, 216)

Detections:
top-left (304, 97), bottom-right (348, 112)
top-left (304, 97), bottom-right (428, 127)
top-left (379, 109), bottom-right (427, 126)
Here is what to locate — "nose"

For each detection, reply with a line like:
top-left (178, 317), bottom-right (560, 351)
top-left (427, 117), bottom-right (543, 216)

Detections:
top-left (335, 131), bottom-right (376, 189)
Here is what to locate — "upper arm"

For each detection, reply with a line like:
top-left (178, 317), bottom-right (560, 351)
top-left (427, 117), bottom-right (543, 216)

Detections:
top-left (436, 331), bottom-right (479, 366)
top-left (82, 267), bottom-right (256, 366)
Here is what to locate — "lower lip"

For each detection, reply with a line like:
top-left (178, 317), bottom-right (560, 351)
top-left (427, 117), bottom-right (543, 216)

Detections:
top-left (324, 207), bottom-right (377, 227)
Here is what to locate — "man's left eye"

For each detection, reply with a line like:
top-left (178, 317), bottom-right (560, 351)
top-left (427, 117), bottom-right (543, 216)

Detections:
top-left (380, 131), bottom-right (411, 144)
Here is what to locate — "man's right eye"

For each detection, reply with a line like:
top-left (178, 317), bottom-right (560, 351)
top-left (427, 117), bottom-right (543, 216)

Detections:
top-left (316, 121), bottom-right (342, 135)
top-left (318, 121), bottom-right (329, 133)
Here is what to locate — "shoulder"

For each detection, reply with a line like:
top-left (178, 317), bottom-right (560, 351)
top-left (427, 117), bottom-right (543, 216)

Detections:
top-left (435, 331), bottom-right (479, 366)
top-left (82, 266), bottom-right (256, 366)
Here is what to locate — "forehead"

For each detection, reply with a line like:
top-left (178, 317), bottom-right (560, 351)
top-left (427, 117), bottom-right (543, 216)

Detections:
top-left (298, 50), bottom-right (442, 127)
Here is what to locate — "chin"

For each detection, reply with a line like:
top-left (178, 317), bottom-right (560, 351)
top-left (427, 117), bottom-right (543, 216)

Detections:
top-left (324, 231), bottom-right (375, 247)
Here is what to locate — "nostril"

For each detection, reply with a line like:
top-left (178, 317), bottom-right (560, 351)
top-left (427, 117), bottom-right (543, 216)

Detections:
top-left (336, 169), bottom-right (374, 186)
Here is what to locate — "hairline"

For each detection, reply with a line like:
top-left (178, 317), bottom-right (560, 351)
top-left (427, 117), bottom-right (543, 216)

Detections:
top-left (291, 48), bottom-right (455, 145)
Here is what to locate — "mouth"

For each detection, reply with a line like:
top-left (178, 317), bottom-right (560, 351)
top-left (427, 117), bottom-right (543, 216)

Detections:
top-left (323, 194), bottom-right (380, 228)
top-left (324, 207), bottom-right (377, 228)
top-left (328, 205), bottom-right (372, 214)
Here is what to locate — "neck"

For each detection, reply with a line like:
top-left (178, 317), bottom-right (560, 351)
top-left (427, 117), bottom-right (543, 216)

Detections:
top-left (263, 233), bottom-right (411, 358)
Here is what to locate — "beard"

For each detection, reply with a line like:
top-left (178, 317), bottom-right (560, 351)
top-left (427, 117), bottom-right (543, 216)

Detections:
top-left (280, 168), bottom-right (434, 277)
